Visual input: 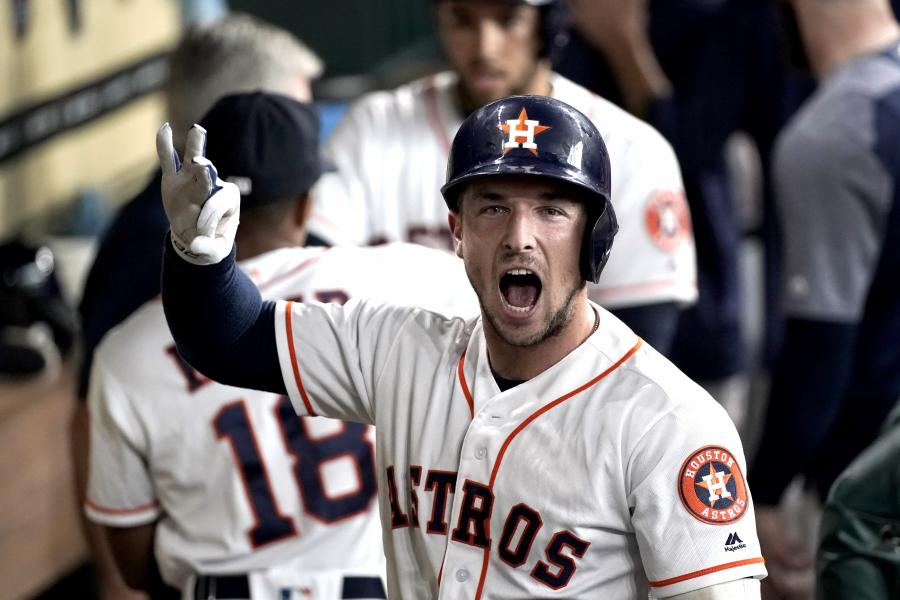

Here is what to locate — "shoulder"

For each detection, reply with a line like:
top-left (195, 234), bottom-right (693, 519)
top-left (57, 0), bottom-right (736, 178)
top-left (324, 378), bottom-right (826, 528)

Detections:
top-left (778, 52), bottom-right (900, 165)
top-left (590, 307), bottom-right (726, 426)
top-left (551, 73), bottom-right (677, 164)
top-left (93, 299), bottom-right (169, 384)
top-left (336, 74), bottom-right (441, 126)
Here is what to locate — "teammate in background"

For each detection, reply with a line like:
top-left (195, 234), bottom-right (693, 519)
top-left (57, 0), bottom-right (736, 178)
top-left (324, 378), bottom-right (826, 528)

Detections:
top-left (553, 0), bottom-right (807, 416)
top-left (70, 14), bottom-right (323, 598)
top-left (158, 95), bottom-right (765, 598)
top-left (747, 0), bottom-right (900, 597)
top-left (309, 0), bottom-right (696, 355)
top-left (87, 92), bottom-right (477, 599)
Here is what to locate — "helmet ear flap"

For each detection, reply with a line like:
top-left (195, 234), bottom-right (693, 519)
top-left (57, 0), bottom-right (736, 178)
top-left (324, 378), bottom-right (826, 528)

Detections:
top-left (583, 200), bottom-right (618, 284)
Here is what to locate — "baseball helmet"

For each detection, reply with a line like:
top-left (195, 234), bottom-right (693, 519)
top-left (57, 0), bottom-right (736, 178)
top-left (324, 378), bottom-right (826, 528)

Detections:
top-left (441, 95), bottom-right (617, 283)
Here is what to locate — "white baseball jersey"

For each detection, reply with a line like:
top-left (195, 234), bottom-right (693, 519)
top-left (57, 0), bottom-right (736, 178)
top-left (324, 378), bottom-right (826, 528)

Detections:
top-left (85, 243), bottom-right (479, 596)
top-left (274, 299), bottom-right (766, 599)
top-left (310, 71), bottom-right (697, 309)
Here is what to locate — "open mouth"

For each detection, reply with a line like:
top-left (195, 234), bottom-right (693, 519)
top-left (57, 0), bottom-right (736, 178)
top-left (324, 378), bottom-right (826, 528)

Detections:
top-left (499, 268), bottom-right (542, 314)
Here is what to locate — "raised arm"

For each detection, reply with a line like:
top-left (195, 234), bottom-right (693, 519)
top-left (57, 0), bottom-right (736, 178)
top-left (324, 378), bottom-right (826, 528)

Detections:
top-left (156, 123), bottom-right (284, 393)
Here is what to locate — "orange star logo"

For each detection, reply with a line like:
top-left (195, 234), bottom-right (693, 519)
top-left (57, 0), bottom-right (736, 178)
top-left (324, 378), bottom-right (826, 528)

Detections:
top-left (498, 107), bottom-right (551, 156)
top-left (695, 462), bottom-right (733, 506)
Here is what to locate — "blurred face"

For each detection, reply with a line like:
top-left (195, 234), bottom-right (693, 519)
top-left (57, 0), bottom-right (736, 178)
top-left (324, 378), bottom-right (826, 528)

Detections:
top-left (449, 176), bottom-right (587, 348)
top-left (435, 0), bottom-right (545, 110)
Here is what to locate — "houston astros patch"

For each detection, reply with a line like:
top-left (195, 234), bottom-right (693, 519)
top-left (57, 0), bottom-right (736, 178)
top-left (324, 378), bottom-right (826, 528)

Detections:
top-left (678, 446), bottom-right (748, 525)
top-left (645, 189), bottom-right (690, 252)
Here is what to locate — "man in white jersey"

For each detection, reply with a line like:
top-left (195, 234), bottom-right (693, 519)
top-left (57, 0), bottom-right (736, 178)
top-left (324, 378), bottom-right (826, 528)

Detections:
top-left (309, 0), bottom-right (696, 355)
top-left (158, 95), bottom-right (766, 598)
top-left (87, 92), bottom-right (478, 599)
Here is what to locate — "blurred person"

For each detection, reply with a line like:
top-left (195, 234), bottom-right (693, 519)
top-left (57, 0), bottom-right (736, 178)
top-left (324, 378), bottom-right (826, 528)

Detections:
top-left (307, 0), bottom-right (697, 356)
top-left (816, 403), bottom-right (900, 599)
top-left (70, 14), bottom-right (323, 598)
top-left (744, 0), bottom-right (900, 597)
top-left (553, 0), bottom-right (810, 422)
top-left (87, 91), bottom-right (477, 599)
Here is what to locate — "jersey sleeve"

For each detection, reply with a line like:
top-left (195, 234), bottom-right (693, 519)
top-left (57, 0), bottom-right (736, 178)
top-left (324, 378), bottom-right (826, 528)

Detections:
top-left (84, 353), bottom-right (161, 527)
top-left (626, 394), bottom-right (766, 597)
top-left (591, 131), bottom-right (698, 309)
top-left (274, 298), bottom-right (412, 423)
top-left (774, 126), bottom-right (889, 321)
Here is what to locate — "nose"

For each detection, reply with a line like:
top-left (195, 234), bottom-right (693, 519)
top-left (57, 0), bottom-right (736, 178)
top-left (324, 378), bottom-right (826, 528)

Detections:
top-left (476, 19), bottom-right (504, 60)
top-left (502, 210), bottom-right (535, 253)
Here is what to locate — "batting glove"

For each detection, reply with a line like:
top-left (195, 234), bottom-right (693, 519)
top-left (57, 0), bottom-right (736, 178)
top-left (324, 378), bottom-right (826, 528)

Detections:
top-left (156, 123), bottom-right (240, 265)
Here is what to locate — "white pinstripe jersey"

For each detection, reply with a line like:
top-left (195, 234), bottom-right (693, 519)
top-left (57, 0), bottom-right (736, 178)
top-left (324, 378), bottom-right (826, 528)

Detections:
top-left (85, 243), bottom-right (478, 594)
top-left (310, 71), bottom-right (697, 309)
top-left (274, 299), bottom-right (767, 599)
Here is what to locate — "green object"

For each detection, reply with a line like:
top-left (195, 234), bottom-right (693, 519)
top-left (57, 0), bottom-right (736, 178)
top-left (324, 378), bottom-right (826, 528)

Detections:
top-left (817, 405), bottom-right (900, 599)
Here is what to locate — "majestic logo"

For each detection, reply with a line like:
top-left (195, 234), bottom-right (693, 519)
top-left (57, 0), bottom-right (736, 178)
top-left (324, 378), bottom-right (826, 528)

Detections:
top-left (724, 532), bottom-right (747, 552)
top-left (498, 107), bottom-right (551, 156)
top-left (645, 190), bottom-right (690, 253)
top-left (678, 446), bottom-right (749, 525)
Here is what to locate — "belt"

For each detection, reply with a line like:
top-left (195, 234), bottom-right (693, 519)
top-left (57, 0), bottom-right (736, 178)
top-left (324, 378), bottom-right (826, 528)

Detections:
top-left (193, 574), bottom-right (386, 599)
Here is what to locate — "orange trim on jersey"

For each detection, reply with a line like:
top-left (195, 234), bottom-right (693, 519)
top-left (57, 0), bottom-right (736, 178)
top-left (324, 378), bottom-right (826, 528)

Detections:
top-left (473, 338), bottom-right (644, 600)
top-left (424, 77), bottom-right (452, 153)
top-left (595, 279), bottom-right (698, 300)
top-left (648, 557), bottom-right (766, 588)
top-left (284, 301), bottom-right (317, 416)
top-left (258, 251), bottom-right (329, 292)
top-left (85, 498), bottom-right (159, 516)
top-left (456, 350), bottom-right (474, 418)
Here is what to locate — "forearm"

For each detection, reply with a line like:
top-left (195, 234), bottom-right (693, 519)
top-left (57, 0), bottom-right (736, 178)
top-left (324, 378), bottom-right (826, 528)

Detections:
top-left (749, 319), bottom-right (857, 504)
top-left (594, 28), bottom-right (672, 118)
top-left (161, 235), bottom-right (285, 393)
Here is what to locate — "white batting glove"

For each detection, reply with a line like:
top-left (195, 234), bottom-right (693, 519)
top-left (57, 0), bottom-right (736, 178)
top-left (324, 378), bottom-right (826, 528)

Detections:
top-left (156, 123), bottom-right (240, 265)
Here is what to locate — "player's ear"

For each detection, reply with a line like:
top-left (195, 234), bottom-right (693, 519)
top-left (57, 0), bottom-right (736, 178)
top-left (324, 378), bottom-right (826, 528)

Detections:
top-left (448, 211), bottom-right (464, 259)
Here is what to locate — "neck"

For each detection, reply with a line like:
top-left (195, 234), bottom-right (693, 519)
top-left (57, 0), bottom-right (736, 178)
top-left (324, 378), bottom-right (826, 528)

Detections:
top-left (235, 231), bottom-right (300, 261)
top-left (484, 297), bottom-right (596, 381)
top-left (803, 1), bottom-right (900, 77)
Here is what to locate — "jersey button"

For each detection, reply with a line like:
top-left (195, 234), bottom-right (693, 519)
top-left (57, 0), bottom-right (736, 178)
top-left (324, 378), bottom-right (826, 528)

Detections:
top-left (455, 569), bottom-right (470, 582)
top-left (475, 446), bottom-right (487, 459)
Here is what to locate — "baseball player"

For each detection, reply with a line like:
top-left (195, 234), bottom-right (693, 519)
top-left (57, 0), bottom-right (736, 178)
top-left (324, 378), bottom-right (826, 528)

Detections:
top-left (86, 92), bottom-right (478, 599)
top-left (308, 0), bottom-right (696, 355)
top-left (72, 15), bottom-right (324, 598)
top-left (158, 95), bottom-right (766, 598)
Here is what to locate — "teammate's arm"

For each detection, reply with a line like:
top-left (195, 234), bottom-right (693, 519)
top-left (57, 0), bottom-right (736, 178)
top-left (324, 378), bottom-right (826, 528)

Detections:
top-left (565, 0), bottom-right (672, 119)
top-left (103, 523), bottom-right (157, 591)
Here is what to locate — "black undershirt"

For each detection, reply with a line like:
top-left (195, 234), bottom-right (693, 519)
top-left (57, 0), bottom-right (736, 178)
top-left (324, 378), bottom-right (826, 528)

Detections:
top-left (492, 369), bottom-right (525, 392)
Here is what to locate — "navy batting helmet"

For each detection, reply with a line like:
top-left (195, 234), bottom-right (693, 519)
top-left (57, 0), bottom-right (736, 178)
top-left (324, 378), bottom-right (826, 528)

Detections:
top-left (441, 95), bottom-right (617, 283)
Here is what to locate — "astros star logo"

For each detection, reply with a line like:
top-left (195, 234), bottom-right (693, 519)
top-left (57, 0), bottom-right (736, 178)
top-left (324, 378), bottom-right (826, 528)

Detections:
top-left (695, 462), bottom-right (733, 506)
top-left (498, 108), bottom-right (551, 155)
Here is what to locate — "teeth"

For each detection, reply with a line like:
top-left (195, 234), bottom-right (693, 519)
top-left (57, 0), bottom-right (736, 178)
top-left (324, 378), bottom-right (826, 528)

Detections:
top-left (506, 268), bottom-right (533, 276)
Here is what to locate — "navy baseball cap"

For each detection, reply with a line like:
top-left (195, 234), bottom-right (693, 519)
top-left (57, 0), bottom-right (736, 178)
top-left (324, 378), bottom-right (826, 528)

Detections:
top-left (198, 91), bottom-right (330, 206)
